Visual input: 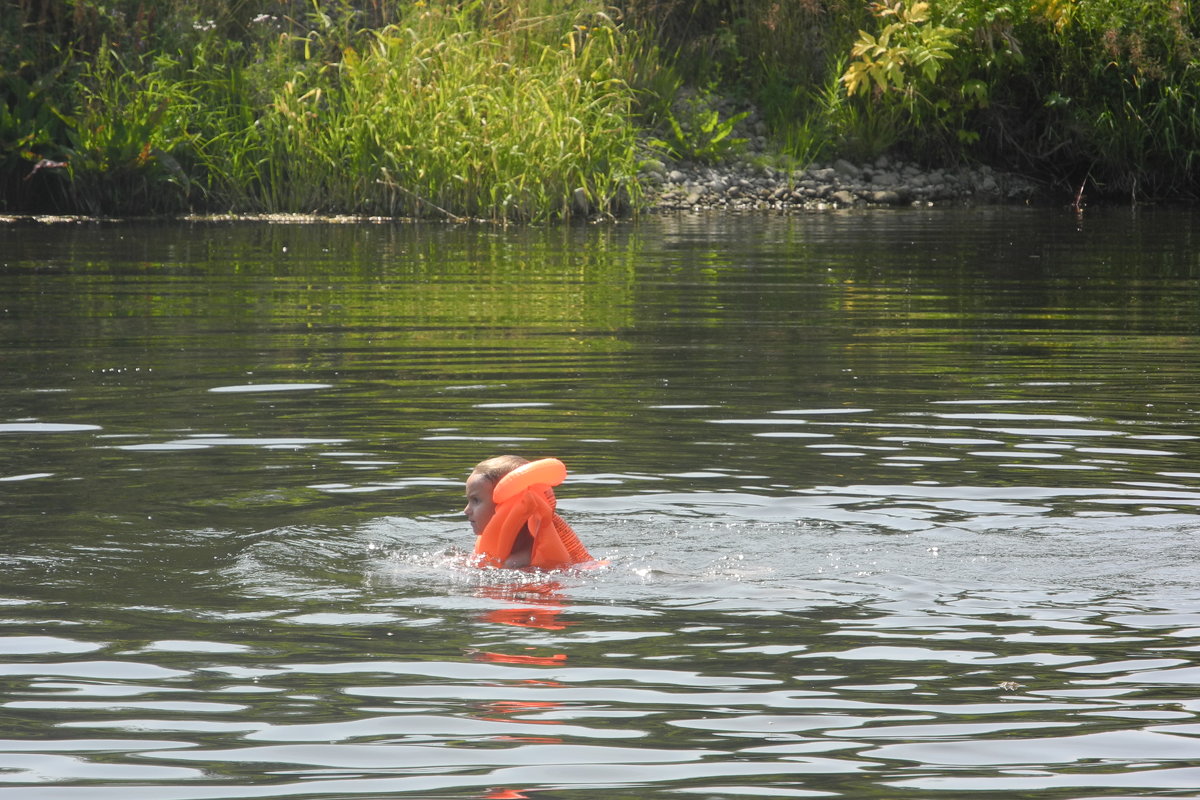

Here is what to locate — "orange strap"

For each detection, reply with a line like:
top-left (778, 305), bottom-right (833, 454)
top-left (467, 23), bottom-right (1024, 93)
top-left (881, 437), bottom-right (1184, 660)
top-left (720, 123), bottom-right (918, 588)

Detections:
top-left (473, 459), bottom-right (592, 570)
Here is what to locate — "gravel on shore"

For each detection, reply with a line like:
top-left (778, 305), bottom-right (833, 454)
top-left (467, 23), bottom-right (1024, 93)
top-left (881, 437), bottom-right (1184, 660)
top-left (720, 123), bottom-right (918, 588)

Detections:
top-left (640, 154), bottom-right (1042, 213)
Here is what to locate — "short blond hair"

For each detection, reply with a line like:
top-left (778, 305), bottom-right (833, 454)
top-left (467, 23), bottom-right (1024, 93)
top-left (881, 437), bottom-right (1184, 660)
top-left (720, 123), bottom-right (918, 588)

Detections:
top-left (470, 454), bottom-right (530, 485)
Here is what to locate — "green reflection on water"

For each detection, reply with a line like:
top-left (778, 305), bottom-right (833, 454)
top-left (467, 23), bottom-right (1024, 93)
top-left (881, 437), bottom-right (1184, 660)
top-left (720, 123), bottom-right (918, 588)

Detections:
top-left (3, 222), bottom-right (639, 335)
top-left (3, 209), bottom-right (1200, 536)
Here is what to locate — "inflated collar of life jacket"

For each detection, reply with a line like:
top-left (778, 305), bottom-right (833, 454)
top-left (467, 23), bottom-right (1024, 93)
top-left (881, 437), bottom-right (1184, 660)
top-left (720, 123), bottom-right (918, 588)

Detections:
top-left (472, 458), bottom-right (592, 570)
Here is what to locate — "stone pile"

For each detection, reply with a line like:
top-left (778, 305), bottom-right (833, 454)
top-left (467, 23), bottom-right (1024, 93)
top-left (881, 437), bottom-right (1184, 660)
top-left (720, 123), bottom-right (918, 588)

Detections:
top-left (641, 155), bottom-right (1041, 213)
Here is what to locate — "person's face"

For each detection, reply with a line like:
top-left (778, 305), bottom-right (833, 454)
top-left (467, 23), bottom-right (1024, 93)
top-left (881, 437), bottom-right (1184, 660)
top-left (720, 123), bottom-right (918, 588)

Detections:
top-left (463, 472), bottom-right (496, 536)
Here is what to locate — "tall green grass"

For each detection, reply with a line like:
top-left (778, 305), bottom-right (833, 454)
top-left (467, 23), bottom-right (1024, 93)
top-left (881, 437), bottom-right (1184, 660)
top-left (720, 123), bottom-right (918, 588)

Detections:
top-left (5, 1), bottom-right (642, 219)
top-left (65, 44), bottom-right (201, 214)
top-left (192, 4), bottom-right (642, 220)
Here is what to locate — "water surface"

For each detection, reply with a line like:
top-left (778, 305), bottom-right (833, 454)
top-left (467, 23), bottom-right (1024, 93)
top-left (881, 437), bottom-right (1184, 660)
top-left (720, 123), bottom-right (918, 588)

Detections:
top-left (2, 207), bottom-right (1200, 798)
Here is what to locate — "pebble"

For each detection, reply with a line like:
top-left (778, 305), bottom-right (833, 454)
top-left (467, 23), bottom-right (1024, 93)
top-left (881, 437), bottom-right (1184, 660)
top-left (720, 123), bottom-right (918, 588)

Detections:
top-left (644, 156), bottom-right (1040, 213)
top-left (638, 103), bottom-right (1040, 213)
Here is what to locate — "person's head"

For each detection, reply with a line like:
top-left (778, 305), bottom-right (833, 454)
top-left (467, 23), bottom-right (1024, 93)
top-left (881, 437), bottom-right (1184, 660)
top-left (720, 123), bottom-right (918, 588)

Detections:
top-left (463, 455), bottom-right (529, 536)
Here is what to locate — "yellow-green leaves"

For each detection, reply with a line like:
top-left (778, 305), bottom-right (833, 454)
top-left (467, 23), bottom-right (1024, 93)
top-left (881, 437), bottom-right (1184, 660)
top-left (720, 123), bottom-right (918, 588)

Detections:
top-left (842, 2), bottom-right (960, 97)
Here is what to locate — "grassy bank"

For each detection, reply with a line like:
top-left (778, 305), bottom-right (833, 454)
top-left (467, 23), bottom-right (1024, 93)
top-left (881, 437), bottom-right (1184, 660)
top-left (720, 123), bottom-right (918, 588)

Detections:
top-left (3, 1), bottom-right (1199, 218)
top-left (3, 0), bottom-right (643, 220)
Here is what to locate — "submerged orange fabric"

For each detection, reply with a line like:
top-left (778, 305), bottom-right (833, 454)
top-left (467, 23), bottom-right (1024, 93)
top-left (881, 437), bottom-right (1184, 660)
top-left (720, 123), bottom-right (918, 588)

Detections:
top-left (473, 484), bottom-right (592, 570)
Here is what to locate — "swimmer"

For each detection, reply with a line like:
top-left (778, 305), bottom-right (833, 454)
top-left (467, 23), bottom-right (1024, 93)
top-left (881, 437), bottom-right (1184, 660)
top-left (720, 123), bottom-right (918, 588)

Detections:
top-left (464, 455), bottom-right (592, 570)
top-left (465, 455), bottom-right (534, 567)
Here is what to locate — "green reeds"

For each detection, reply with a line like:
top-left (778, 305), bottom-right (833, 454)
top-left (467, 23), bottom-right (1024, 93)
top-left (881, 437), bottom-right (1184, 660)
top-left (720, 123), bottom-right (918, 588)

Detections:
top-left (10, 1), bottom-right (642, 220)
top-left (251, 7), bottom-right (643, 221)
top-left (65, 44), bottom-right (201, 214)
top-left (224, 2), bottom-right (640, 220)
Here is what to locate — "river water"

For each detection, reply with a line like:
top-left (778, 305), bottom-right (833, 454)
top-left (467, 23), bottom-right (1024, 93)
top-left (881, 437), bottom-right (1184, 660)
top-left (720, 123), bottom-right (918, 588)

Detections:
top-left (1, 207), bottom-right (1199, 799)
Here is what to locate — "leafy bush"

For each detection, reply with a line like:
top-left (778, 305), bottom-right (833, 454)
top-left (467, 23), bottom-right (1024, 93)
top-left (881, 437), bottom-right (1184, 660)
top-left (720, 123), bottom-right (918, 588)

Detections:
top-left (837, 0), bottom-right (1200, 196)
top-left (647, 89), bottom-right (748, 163)
top-left (2, 0), bottom-right (1199, 212)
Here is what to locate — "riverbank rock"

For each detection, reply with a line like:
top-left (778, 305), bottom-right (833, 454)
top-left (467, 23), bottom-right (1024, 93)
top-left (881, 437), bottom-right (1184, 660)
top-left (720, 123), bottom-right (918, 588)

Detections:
top-left (639, 99), bottom-right (1041, 213)
top-left (643, 155), bottom-right (1041, 213)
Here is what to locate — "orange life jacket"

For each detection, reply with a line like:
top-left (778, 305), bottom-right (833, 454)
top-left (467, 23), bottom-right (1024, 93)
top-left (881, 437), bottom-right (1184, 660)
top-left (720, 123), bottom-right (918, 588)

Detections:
top-left (472, 458), bottom-right (592, 570)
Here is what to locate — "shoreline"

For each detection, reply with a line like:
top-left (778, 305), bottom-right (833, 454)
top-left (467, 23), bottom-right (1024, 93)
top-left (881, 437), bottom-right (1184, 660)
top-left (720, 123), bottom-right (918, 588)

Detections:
top-left (641, 155), bottom-right (1045, 214)
top-left (0, 158), bottom-right (1052, 225)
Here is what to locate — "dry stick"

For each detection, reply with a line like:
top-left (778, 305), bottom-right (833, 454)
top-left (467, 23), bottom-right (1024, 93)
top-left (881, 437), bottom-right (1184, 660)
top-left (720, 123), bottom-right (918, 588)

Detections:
top-left (376, 171), bottom-right (470, 222)
top-left (1072, 167), bottom-right (1091, 214)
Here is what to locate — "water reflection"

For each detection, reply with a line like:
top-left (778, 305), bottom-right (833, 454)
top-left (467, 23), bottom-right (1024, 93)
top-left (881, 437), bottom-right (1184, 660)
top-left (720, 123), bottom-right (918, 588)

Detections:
top-left (2, 208), bottom-right (1200, 798)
